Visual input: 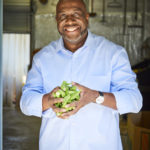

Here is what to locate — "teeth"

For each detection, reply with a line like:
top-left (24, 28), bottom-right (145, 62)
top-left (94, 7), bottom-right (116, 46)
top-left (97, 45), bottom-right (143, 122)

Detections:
top-left (65, 26), bottom-right (78, 32)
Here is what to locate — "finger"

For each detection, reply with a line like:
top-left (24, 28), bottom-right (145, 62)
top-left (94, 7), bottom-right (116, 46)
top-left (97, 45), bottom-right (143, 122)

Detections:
top-left (79, 91), bottom-right (84, 98)
top-left (53, 86), bottom-right (60, 92)
top-left (52, 87), bottom-right (60, 94)
top-left (61, 110), bottom-right (77, 118)
top-left (49, 87), bottom-right (60, 98)
top-left (52, 98), bottom-right (64, 104)
top-left (52, 106), bottom-right (67, 113)
top-left (71, 82), bottom-right (84, 91)
top-left (61, 108), bottom-right (78, 118)
top-left (59, 115), bottom-right (69, 119)
top-left (65, 101), bottom-right (78, 108)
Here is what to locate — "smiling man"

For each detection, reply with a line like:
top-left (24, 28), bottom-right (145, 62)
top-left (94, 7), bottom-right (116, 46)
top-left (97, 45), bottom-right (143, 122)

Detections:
top-left (20, 0), bottom-right (142, 150)
top-left (56, 0), bottom-right (89, 52)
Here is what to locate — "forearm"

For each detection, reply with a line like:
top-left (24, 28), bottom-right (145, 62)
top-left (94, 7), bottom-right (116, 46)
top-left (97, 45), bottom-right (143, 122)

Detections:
top-left (102, 92), bottom-right (117, 110)
top-left (71, 82), bottom-right (117, 111)
top-left (94, 88), bottom-right (142, 114)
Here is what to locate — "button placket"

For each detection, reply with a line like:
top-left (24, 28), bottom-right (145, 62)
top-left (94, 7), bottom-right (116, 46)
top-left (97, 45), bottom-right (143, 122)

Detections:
top-left (71, 55), bottom-right (77, 82)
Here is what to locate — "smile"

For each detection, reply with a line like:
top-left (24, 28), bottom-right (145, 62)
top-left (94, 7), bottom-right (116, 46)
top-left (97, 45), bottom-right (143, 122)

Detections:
top-left (64, 26), bottom-right (79, 32)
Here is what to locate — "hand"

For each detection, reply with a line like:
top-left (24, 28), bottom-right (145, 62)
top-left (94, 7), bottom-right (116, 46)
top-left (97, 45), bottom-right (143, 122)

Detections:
top-left (42, 87), bottom-right (66, 114)
top-left (59, 82), bottom-right (99, 119)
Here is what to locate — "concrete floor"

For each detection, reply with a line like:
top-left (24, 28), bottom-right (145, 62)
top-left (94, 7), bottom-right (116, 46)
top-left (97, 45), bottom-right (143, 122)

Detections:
top-left (3, 107), bottom-right (41, 150)
top-left (3, 107), bottom-right (130, 150)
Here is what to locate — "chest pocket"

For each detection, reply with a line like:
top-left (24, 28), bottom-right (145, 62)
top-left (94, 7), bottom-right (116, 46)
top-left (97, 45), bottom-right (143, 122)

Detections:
top-left (82, 75), bottom-right (110, 92)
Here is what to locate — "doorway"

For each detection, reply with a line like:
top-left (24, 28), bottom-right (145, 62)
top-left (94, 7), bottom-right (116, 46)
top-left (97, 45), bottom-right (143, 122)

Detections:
top-left (3, 33), bottom-right (30, 107)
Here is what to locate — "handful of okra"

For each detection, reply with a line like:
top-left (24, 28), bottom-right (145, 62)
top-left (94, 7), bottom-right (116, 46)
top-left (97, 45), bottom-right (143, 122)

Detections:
top-left (53, 81), bottom-right (80, 116)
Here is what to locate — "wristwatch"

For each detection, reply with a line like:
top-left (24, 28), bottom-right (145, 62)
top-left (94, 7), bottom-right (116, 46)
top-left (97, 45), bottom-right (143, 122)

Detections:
top-left (96, 91), bottom-right (104, 104)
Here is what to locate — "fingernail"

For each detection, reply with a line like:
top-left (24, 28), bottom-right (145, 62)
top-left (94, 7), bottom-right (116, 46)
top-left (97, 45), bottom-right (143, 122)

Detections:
top-left (72, 81), bottom-right (75, 85)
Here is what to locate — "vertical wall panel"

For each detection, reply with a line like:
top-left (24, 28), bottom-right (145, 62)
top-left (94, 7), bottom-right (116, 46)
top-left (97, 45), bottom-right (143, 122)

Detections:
top-left (0, 0), bottom-right (3, 149)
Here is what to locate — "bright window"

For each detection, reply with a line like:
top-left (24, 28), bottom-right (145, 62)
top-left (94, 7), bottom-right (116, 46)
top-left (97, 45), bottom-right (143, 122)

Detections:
top-left (3, 33), bottom-right (30, 106)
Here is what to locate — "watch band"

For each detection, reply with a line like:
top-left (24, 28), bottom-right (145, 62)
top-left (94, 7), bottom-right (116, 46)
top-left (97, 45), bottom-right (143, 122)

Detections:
top-left (99, 91), bottom-right (104, 97)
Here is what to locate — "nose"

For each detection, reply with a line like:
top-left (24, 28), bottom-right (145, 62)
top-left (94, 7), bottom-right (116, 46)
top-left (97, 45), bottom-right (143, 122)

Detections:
top-left (65, 15), bottom-right (76, 24)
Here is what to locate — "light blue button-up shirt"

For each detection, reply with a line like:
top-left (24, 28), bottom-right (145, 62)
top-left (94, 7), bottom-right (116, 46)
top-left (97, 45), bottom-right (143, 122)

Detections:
top-left (20, 31), bottom-right (142, 150)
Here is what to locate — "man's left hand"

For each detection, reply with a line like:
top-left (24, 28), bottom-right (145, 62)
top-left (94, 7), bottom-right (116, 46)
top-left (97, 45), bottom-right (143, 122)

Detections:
top-left (59, 82), bottom-right (99, 119)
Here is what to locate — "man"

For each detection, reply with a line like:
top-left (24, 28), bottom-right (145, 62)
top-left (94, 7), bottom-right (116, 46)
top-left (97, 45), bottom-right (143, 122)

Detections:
top-left (20, 0), bottom-right (142, 149)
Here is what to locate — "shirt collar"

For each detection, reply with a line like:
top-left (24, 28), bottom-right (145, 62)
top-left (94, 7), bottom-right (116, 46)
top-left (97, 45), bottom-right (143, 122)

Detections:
top-left (56, 30), bottom-right (94, 53)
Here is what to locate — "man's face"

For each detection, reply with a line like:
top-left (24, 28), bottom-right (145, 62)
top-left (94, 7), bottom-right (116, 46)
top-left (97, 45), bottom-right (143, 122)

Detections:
top-left (56, 0), bottom-right (89, 44)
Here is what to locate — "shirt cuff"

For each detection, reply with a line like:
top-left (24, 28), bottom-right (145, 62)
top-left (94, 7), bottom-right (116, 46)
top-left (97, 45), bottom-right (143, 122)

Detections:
top-left (112, 90), bottom-right (141, 115)
top-left (20, 93), bottom-right (44, 117)
top-left (42, 108), bottom-right (56, 118)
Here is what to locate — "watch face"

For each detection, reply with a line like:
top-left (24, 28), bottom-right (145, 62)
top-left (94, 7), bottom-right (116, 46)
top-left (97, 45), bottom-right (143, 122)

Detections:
top-left (96, 96), bottom-right (104, 104)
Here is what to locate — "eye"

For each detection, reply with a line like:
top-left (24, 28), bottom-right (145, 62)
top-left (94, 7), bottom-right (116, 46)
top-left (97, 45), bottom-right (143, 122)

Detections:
top-left (73, 12), bottom-right (81, 18)
top-left (74, 13), bottom-right (80, 17)
top-left (58, 14), bottom-right (66, 21)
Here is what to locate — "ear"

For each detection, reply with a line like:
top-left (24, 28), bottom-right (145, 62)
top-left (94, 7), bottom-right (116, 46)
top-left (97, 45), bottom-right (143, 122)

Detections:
top-left (86, 13), bottom-right (89, 21)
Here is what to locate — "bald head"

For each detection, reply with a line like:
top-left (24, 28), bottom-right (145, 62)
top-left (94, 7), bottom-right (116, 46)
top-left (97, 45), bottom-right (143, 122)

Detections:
top-left (56, 0), bottom-right (87, 13)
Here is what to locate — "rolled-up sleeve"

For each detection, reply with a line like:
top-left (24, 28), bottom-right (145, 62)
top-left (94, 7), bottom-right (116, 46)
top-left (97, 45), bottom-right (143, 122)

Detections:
top-left (111, 48), bottom-right (143, 115)
top-left (20, 57), bottom-right (44, 117)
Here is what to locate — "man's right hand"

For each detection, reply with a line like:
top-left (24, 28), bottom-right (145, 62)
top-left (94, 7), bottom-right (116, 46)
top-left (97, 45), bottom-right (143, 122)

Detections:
top-left (42, 87), bottom-right (66, 114)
